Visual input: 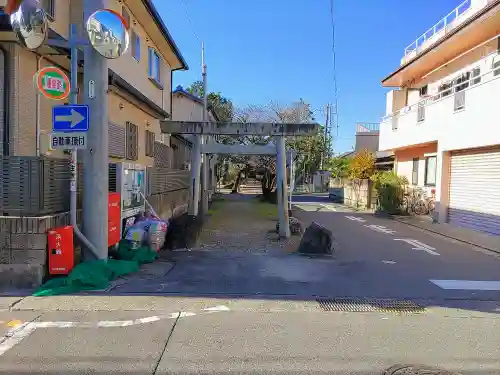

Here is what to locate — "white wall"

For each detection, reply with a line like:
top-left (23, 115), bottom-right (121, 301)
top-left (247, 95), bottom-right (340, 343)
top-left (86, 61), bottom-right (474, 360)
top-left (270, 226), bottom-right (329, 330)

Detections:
top-left (380, 57), bottom-right (500, 152)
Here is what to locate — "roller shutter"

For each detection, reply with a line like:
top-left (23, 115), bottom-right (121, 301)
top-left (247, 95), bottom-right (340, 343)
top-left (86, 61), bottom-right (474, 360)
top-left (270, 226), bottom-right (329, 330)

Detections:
top-left (448, 148), bottom-right (500, 235)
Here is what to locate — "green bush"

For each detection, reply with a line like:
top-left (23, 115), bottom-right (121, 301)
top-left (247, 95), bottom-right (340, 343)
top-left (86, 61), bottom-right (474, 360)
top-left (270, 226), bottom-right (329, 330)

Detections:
top-left (371, 171), bottom-right (408, 214)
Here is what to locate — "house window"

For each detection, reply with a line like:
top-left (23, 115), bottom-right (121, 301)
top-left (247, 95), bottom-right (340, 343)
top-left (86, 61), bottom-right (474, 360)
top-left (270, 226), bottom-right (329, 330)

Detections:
top-left (455, 72), bottom-right (470, 92)
top-left (148, 48), bottom-right (161, 84)
top-left (412, 158), bottom-right (419, 185)
top-left (41, 0), bottom-right (55, 19)
top-left (493, 56), bottom-right (500, 77)
top-left (419, 85), bottom-right (428, 97)
top-left (438, 81), bottom-right (452, 97)
top-left (125, 122), bottom-right (138, 161)
top-left (131, 31), bottom-right (140, 61)
top-left (145, 130), bottom-right (155, 157)
top-left (121, 6), bottom-right (130, 28)
top-left (424, 156), bottom-right (437, 186)
top-left (472, 67), bottom-right (481, 85)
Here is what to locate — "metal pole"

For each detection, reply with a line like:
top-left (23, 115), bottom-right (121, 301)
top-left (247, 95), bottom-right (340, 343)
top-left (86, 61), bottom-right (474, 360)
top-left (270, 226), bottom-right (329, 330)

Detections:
top-left (69, 24), bottom-right (98, 257)
top-left (201, 42), bottom-right (209, 215)
top-left (189, 137), bottom-right (202, 216)
top-left (69, 23), bottom-right (99, 259)
top-left (82, 0), bottom-right (109, 260)
top-left (276, 136), bottom-right (290, 238)
top-left (35, 56), bottom-right (43, 157)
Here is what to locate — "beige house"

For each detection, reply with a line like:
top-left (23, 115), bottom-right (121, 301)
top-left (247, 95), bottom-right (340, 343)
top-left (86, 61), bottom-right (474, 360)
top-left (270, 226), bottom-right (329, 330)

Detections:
top-left (0, 0), bottom-right (189, 166)
top-left (171, 85), bottom-right (219, 197)
top-left (379, 0), bottom-right (500, 235)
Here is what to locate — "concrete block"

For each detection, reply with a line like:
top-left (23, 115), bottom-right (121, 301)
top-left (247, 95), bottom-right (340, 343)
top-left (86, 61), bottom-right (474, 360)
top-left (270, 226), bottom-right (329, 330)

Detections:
top-left (0, 264), bottom-right (44, 288)
top-left (10, 233), bottom-right (47, 250)
top-left (11, 249), bottom-right (47, 265)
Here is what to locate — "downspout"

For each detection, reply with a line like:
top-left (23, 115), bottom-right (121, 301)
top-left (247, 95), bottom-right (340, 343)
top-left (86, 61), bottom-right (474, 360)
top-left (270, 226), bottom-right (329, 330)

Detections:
top-left (0, 45), bottom-right (10, 156)
top-left (35, 55), bottom-right (43, 156)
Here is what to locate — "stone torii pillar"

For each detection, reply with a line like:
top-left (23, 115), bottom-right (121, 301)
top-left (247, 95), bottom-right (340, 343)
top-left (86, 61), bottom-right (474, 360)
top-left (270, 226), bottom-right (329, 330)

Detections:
top-left (160, 121), bottom-right (320, 238)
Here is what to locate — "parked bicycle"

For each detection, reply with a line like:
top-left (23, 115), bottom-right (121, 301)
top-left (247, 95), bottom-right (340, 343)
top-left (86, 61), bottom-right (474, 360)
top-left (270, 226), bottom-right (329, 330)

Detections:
top-left (402, 187), bottom-right (430, 216)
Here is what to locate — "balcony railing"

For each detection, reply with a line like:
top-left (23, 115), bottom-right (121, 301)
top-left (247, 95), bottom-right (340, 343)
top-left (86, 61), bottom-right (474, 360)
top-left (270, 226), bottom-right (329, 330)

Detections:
top-left (383, 53), bottom-right (500, 127)
top-left (356, 122), bottom-right (380, 133)
top-left (403, 0), bottom-right (478, 64)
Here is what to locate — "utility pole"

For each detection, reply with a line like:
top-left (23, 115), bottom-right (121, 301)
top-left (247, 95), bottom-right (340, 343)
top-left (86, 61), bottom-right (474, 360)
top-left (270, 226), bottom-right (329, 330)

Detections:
top-left (200, 42), bottom-right (209, 216)
top-left (82, 0), bottom-right (109, 260)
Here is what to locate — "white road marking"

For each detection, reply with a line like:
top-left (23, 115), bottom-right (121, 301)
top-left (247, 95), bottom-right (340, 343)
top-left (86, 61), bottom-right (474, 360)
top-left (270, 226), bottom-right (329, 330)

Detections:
top-left (364, 224), bottom-right (396, 234)
top-left (345, 216), bottom-right (366, 222)
top-left (320, 204), bottom-right (336, 211)
top-left (394, 238), bottom-right (440, 256)
top-left (0, 306), bottom-right (229, 356)
top-left (430, 280), bottom-right (500, 291)
top-left (0, 322), bottom-right (37, 356)
top-left (382, 260), bottom-right (396, 264)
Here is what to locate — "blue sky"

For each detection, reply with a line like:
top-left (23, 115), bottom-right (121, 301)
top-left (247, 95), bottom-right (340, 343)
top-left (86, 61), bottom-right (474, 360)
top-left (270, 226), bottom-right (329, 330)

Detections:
top-left (156, 0), bottom-right (464, 154)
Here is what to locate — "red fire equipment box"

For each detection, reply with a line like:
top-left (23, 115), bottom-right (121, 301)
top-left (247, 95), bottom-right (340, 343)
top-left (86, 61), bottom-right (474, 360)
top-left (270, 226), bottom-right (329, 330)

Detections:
top-left (47, 226), bottom-right (74, 275)
top-left (108, 192), bottom-right (121, 247)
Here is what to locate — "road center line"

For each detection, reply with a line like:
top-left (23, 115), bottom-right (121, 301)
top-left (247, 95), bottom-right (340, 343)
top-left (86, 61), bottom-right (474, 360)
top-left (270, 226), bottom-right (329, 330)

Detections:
top-left (0, 306), bottom-right (230, 357)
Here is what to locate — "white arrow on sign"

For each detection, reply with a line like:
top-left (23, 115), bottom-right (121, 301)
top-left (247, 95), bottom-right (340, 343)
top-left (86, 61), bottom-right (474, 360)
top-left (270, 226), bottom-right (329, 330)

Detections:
top-left (364, 224), bottom-right (396, 234)
top-left (394, 238), bottom-right (440, 256)
top-left (55, 109), bottom-right (85, 128)
top-left (345, 216), bottom-right (366, 222)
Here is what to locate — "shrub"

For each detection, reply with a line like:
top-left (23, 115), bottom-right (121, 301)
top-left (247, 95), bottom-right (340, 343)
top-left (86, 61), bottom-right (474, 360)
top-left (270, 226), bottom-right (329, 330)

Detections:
top-left (371, 171), bottom-right (408, 214)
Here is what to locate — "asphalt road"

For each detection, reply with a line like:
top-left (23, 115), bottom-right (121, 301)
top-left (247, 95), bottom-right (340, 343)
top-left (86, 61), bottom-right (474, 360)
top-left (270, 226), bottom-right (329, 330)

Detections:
top-left (0, 195), bottom-right (499, 374)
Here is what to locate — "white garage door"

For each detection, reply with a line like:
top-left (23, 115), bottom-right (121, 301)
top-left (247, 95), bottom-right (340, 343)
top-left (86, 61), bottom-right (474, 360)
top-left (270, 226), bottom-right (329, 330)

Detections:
top-left (448, 148), bottom-right (500, 235)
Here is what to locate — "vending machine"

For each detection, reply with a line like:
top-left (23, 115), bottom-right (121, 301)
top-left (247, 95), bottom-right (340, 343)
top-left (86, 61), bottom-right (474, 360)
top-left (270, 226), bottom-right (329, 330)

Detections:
top-left (115, 163), bottom-right (147, 235)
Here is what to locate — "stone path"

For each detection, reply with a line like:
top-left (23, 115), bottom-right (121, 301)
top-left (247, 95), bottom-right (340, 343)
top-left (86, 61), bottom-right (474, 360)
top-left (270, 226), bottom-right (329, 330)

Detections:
top-left (197, 191), bottom-right (299, 253)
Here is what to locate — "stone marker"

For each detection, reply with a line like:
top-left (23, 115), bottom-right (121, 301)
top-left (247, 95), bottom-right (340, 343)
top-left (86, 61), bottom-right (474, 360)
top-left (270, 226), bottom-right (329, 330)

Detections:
top-left (297, 221), bottom-right (334, 255)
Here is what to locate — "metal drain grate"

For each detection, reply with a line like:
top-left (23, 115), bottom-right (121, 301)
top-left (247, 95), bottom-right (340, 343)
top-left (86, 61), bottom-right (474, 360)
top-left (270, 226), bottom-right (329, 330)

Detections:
top-left (316, 298), bottom-right (426, 313)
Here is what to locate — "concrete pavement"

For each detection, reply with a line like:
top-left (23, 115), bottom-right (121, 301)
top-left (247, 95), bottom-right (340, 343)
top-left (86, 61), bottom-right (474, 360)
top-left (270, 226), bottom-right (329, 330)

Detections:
top-left (0, 194), bottom-right (499, 373)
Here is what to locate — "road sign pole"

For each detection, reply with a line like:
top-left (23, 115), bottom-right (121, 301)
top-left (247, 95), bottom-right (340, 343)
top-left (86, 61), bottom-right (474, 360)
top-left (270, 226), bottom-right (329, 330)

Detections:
top-left (82, 0), bottom-right (109, 260)
top-left (68, 24), bottom-right (99, 259)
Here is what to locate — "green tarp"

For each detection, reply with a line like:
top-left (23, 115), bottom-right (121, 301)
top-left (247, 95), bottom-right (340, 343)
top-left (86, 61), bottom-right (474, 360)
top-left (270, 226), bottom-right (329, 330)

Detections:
top-left (33, 241), bottom-right (159, 296)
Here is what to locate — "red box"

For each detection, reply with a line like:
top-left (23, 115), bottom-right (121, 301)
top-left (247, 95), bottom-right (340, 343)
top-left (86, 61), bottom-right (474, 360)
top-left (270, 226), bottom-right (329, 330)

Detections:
top-left (47, 226), bottom-right (74, 275)
top-left (108, 222), bottom-right (121, 247)
top-left (108, 193), bottom-right (121, 222)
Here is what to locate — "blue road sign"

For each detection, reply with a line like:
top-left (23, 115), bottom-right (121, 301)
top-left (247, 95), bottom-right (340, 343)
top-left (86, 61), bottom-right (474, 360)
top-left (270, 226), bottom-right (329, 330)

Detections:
top-left (52, 104), bottom-right (89, 133)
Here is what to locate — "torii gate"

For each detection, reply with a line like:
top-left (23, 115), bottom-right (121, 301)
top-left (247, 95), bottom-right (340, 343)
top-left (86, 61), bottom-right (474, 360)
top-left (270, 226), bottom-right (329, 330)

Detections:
top-left (160, 121), bottom-right (319, 238)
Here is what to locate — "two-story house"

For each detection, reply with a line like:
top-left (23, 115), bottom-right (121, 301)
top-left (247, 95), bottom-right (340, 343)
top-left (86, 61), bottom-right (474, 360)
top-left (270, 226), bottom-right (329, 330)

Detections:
top-left (171, 85), bottom-right (220, 200)
top-left (0, 0), bottom-right (189, 167)
top-left (378, 0), bottom-right (500, 235)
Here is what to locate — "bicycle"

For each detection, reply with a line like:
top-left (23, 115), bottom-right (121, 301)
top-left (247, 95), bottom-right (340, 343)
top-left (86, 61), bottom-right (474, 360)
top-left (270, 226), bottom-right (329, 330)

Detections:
top-left (402, 187), bottom-right (428, 216)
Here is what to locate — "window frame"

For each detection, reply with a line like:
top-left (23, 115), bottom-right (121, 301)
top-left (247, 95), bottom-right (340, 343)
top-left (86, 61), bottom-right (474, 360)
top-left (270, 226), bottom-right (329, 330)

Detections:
top-left (131, 31), bottom-right (141, 61)
top-left (145, 130), bottom-right (155, 157)
top-left (412, 157), bottom-right (419, 186)
top-left (42, 0), bottom-right (55, 19)
top-left (121, 6), bottom-right (130, 28)
top-left (424, 155), bottom-right (437, 187)
top-left (148, 48), bottom-right (163, 88)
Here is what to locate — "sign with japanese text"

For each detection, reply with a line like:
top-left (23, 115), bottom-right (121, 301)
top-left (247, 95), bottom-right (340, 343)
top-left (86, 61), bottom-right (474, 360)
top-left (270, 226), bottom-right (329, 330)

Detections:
top-left (35, 66), bottom-right (71, 100)
top-left (50, 132), bottom-right (87, 150)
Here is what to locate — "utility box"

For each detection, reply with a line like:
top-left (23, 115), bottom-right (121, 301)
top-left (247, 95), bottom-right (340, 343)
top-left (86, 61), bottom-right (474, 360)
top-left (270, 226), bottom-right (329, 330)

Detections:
top-left (108, 192), bottom-right (121, 247)
top-left (47, 226), bottom-right (74, 275)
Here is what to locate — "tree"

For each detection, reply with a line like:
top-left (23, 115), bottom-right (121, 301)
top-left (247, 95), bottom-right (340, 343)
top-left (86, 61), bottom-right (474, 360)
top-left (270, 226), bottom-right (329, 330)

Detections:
top-left (347, 149), bottom-right (376, 207)
top-left (186, 81), bottom-right (233, 123)
top-left (325, 156), bottom-right (350, 182)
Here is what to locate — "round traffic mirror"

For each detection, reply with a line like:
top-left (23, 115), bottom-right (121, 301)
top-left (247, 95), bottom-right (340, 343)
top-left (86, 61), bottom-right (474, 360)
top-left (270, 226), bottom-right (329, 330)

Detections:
top-left (85, 9), bottom-right (129, 59)
top-left (10, 0), bottom-right (48, 51)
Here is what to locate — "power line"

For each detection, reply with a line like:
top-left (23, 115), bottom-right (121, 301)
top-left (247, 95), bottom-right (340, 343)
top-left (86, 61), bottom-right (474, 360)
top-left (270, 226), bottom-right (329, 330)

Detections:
top-left (329, 0), bottom-right (340, 155)
top-left (181, 0), bottom-right (201, 43)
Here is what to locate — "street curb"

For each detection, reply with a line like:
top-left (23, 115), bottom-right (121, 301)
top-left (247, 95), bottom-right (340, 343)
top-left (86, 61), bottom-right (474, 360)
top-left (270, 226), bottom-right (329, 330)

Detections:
top-left (386, 215), bottom-right (500, 256)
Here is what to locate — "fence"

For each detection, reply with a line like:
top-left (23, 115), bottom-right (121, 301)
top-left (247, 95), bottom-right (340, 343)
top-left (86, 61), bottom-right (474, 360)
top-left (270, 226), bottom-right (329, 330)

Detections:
top-left (1, 156), bottom-right (190, 217)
